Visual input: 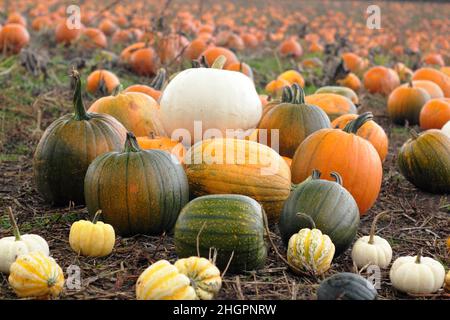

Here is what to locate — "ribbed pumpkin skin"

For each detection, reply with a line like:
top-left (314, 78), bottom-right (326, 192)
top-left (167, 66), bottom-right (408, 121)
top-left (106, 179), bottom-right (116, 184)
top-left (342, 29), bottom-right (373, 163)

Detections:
top-left (33, 75), bottom-right (127, 205)
top-left (305, 94), bottom-right (357, 121)
top-left (184, 138), bottom-right (291, 221)
top-left (387, 85), bottom-right (430, 125)
top-left (174, 195), bottom-right (267, 273)
top-left (398, 130), bottom-right (450, 193)
top-left (84, 137), bottom-right (189, 236)
top-left (258, 101), bottom-right (331, 158)
top-left (317, 272), bottom-right (377, 300)
top-left (315, 86), bottom-right (359, 104)
top-left (291, 128), bottom-right (382, 215)
top-left (279, 174), bottom-right (359, 255)
top-left (332, 114), bottom-right (388, 161)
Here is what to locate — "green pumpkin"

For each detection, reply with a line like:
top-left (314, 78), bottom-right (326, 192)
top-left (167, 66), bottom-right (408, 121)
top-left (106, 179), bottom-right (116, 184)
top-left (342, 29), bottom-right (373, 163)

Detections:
top-left (279, 170), bottom-right (359, 255)
top-left (84, 132), bottom-right (189, 236)
top-left (398, 129), bottom-right (450, 193)
top-left (174, 194), bottom-right (267, 273)
top-left (258, 84), bottom-right (331, 158)
top-left (33, 71), bottom-right (126, 205)
top-left (317, 272), bottom-right (377, 300)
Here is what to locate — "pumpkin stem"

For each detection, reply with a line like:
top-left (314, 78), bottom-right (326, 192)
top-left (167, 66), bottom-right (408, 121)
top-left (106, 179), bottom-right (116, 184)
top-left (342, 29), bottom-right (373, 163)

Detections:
top-left (7, 207), bottom-right (21, 241)
top-left (124, 132), bottom-right (142, 153)
top-left (211, 55), bottom-right (226, 69)
top-left (149, 68), bottom-right (166, 90)
top-left (343, 112), bottom-right (373, 134)
top-left (408, 80), bottom-right (413, 88)
top-left (296, 212), bottom-right (316, 229)
top-left (71, 68), bottom-right (90, 121)
top-left (92, 210), bottom-right (102, 224)
top-left (368, 210), bottom-right (388, 244)
top-left (149, 131), bottom-right (156, 139)
top-left (281, 86), bottom-right (293, 103)
top-left (415, 249), bottom-right (422, 264)
top-left (112, 83), bottom-right (123, 96)
top-left (311, 169), bottom-right (322, 180)
top-left (292, 83), bottom-right (305, 104)
top-left (330, 172), bottom-right (343, 185)
top-left (410, 129), bottom-right (419, 139)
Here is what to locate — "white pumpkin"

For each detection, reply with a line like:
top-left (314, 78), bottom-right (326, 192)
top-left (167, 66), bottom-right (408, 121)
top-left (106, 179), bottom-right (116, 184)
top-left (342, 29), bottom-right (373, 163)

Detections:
top-left (0, 208), bottom-right (49, 273)
top-left (442, 120), bottom-right (450, 137)
top-left (351, 211), bottom-right (392, 268)
top-left (160, 57), bottom-right (262, 145)
top-left (390, 252), bottom-right (445, 294)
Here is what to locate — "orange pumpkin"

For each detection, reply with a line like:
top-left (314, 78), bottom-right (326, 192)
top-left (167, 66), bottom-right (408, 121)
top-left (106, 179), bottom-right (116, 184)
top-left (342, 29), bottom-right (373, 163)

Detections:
top-left (0, 23), bottom-right (30, 54)
top-left (332, 114), bottom-right (388, 161)
top-left (7, 12), bottom-right (27, 27)
top-left (55, 21), bottom-right (83, 45)
top-left (422, 53), bottom-right (445, 67)
top-left (120, 42), bottom-right (146, 64)
top-left (98, 19), bottom-right (118, 36)
top-left (412, 68), bottom-right (450, 98)
top-left (130, 47), bottom-right (159, 76)
top-left (80, 28), bottom-right (107, 49)
top-left (136, 134), bottom-right (186, 163)
top-left (387, 82), bottom-right (431, 125)
top-left (419, 98), bottom-right (450, 130)
top-left (278, 70), bottom-right (305, 88)
top-left (278, 38), bottom-right (303, 58)
top-left (291, 112), bottom-right (382, 215)
top-left (123, 69), bottom-right (166, 101)
top-left (342, 52), bottom-right (365, 74)
top-left (305, 93), bottom-right (357, 121)
top-left (394, 63), bottom-right (413, 83)
top-left (201, 46), bottom-right (239, 68)
top-left (337, 73), bottom-right (362, 92)
top-left (184, 38), bottom-right (211, 61)
top-left (265, 78), bottom-right (291, 97)
top-left (225, 62), bottom-right (254, 79)
top-left (86, 70), bottom-right (120, 96)
top-left (401, 80), bottom-right (444, 99)
top-left (363, 66), bottom-right (400, 96)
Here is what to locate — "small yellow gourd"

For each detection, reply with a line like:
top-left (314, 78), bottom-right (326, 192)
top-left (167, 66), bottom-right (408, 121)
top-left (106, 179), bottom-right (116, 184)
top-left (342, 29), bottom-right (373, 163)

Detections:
top-left (287, 213), bottom-right (335, 275)
top-left (8, 251), bottom-right (64, 298)
top-left (69, 210), bottom-right (115, 257)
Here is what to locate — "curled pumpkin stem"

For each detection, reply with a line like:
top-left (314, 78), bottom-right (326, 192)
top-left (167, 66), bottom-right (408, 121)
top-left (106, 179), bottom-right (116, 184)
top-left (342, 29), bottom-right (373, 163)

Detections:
top-left (296, 212), bottom-right (316, 229)
top-left (343, 112), bottom-right (373, 134)
top-left (330, 172), bottom-right (343, 185)
top-left (149, 68), bottom-right (166, 90)
top-left (211, 55), bottom-right (227, 69)
top-left (92, 210), bottom-right (102, 224)
top-left (124, 132), bottom-right (141, 152)
top-left (311, 169), bottom-right (322, 180)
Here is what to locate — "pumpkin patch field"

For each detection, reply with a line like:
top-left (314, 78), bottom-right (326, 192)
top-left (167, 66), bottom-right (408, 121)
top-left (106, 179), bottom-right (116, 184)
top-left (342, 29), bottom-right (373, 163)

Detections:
top-left (0, 0), bottom-right (449, 301)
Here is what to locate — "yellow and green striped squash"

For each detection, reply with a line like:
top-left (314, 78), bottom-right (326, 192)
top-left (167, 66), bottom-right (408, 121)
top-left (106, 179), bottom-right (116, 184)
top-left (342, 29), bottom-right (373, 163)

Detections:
top-left (8, 251), bottom-right (64, 298)
top-left (287, 228), bottom-right (335, 275)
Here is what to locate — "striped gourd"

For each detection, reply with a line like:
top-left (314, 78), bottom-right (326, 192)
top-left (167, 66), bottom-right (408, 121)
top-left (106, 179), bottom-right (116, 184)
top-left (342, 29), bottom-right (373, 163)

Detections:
top-left (184, 138), bottom-right (291, 221)
top-left (174, 194), bottom-right (267, 273)
top-left (8, 252), bottom-right (64, 298)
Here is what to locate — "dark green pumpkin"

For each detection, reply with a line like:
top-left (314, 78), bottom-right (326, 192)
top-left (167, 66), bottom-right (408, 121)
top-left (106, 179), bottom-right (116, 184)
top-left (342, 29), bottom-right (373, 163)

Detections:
top-left (398, 129), bottom-right (450, 193)
top-left (258, 84), bottom-right (331, 158)
top-left (317, 272), bottom-right (377, 300)
top-left (84, 132), bottom-right (189, 236)
top-left (174, 194), bottom-right (267, 273)
top-left (279, 170), bottom-right (359, 255)
top-left (33, 70), bottom-right (126, 205)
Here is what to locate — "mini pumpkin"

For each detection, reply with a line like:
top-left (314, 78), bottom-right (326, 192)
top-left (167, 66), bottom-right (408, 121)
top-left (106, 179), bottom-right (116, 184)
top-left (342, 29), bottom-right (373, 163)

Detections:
top-left (9, 252), bottom-right (64, 298)
top-left (69, 210), bottom-right (115, 257)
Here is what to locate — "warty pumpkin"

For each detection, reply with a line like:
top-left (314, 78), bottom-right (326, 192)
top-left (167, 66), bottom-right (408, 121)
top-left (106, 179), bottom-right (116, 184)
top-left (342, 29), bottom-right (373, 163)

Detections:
top-left (33, 70), bottom-right (127, 205)
top-left (258, 84), bottom-right (331, 157)
top-left (291, 112), bottom-right (383, 215)
top-left (397, 129), bottom-right (450, 193)
top-left (279, 170), bottom-right (359, 255)
top-left (331, 113), bottom-right (388, 161)
top-left (363, 66), bottom-right (400, 96)
top-left (84, 133), bottom-right (189, 236)
top-left (412, 67), bottom-right (450, 98)
top-left (419, 98), bottom-right (450, 130)
top-left (174, 194), bottom-right (267, 273)
top-left (184, 138), bottom-right (291, 221)
top-left (305, 93), bottom-right (357, 121)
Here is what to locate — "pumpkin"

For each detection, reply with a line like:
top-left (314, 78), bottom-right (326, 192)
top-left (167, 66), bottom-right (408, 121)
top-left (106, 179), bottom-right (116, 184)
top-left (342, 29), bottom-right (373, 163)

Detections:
top-left (351, 211), bottom-right (392, 269)
top-left (136, 133), bottom-right (186, 163)
top-left (0, 207), bottom-right (49, 274)
top-left (278, 38), bottom-right (303, 58)
top-left (80, 28), bottom-right (107, 49)
top-left (445, 271), bottom-right (450, 292)
top-left (394, 63), bottom-right (413, 83)
top-left (342, 52), bottom-right (366, 75)
top-left (387, 81), bottom-right (431, 125)
top-left (443, 121), bottom-right (450, 137)
top-left (412, 68), bottom-right (450, 98)
top-left (55, 20), bottom-right (83, 44)
top-left (174, 257), bottom-right (222, 300)
top-left (184, 138), bottom-right (291, 221)
top-left (120, 42), bottom-right (146, 64)
top-left (287, 213), bottom-right (335, 275)
top-left (130, 47), bottom-right (159, 76)
top-left (265, 78), bottom-right (291, 97)
top-left (390, 251), bottom-right (445, 294)
top-left (88, 91), bottom-right (165, 137)
top-left (99, 18), bottom-right (118, 36)
top-left (84, 133), bottom-right (189, 236)
top-left (363, 66), bottom-right (400, 96)
top-left (336, 73), bottom-right (362, 92)
top-left (9, 252), bottom-right (64, 298)
top-left (0, 23), bottom-right (30, 54)
top-left (277, 70), bottom-right (305, 88)
top-left (136, 260), bottom-right (197, 300)
top-left (160, 57), bottom-right (262, 145)
top-left (419, 98), bottom-right (450, 130)
top-left (86, 70), bottom-right (120, 96)
top-left (174, 194), bottom-right (267, 273)
top-left (123, 68), bottom-right (166, 101)
top-left (317, 272), bottom-right (377, 300)
top-left (279, 170), bottom-right (359, 255)
top-left (225, 62), bottom-right (254, 79)
top-left (400, 80), bottom-right (444, 99)
top-left (7, 12), bottom-right (27, 26)
top-left (315, 86), bottom-right (359, 104)
top-left (397, 129), bottom-right (450, 193)
top-left (69, 210), bottom-right (115, 257)
top-left (33, 70), bottom-right (126, 205)
top-left (305, 93), bottom-right (357, 121)
top-left (331, 113), bottom-right (388, 161)
top-left (258, 84), bottom-right (331, 157)
top-left (200, 46), bottom-right (239, 68)
top-left (184, 38), bottom-right (211, 61)
top-left (422, 53), bottom-right (445, 67)
top-left (291, 112), bottom-right (382, 214)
